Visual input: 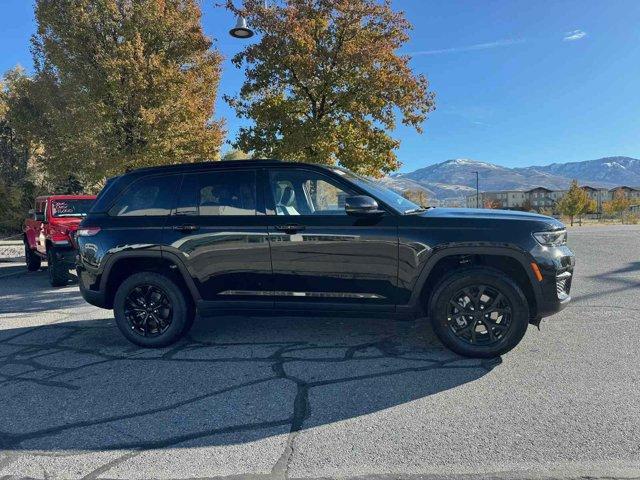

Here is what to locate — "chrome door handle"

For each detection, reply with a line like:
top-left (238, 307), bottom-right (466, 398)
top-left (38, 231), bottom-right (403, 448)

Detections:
top-left (275, 224), bottom-right (306, 233)
top-left (172, 224), bottom-right (199, 232)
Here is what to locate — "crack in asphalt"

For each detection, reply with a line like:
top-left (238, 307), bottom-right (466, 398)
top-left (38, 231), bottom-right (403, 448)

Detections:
top-left (0, 312), bottom-right (482, 478)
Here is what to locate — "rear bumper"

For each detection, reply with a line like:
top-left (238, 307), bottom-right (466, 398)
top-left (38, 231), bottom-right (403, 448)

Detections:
top-left (77, 265), bottom-right (109, 309)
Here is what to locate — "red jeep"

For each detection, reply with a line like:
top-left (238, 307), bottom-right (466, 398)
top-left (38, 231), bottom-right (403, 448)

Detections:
top-left (23, 195), bottom-right (96, 286)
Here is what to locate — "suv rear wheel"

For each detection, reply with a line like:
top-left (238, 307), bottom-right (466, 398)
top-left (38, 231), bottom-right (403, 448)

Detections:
top-left (429, 267), bottom-right (529, 358)
top-left (113, 272), bottom-right (194, 348)
top-left (24, 242), bottom-right (41, 272)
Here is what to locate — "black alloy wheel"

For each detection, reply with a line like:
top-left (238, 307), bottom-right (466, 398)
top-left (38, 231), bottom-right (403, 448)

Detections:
top-left (124, 284), bottom-right (173, 337)
top-left (429, 267), bottom-right (529, 358)
top-left (113, 272), bottom-right (194, 347)
top-left (446, 285), bottom-right (512, 346)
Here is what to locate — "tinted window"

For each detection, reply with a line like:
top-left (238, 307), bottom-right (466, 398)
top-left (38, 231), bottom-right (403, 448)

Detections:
top-left (110, 175), bottom-right (180, 216)
top-left (51, 199), bottom-right (94, 217)
top-left (176, 170), bottom-right (256, 216)
top-left (331, 167), bottom-right (421, 214)
top-left (268, 169), bottom-right (355, 216)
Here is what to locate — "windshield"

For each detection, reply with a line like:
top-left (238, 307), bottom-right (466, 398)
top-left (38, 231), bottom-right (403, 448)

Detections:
top-left (51, 199), bottom-right (95, 217)
top-left (331, 168), bottom-right (423, 214)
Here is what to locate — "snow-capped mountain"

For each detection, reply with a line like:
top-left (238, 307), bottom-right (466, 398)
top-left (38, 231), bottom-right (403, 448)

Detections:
top-left (383, 156), bottom-right (639, 202)
top-left (526, 156), bottom-right (640, 186)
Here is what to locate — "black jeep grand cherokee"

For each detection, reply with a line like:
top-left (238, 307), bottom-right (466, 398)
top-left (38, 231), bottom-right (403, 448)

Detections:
top-left (76, 160), bottom-right (574, 357)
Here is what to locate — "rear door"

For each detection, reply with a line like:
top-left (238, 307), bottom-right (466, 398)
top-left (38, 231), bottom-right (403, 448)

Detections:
top-left (162, 168), bottom-right (272, 307)
top-left (264, 166), bottom-right (399, 311)
top-left (102, 174), bottom-right (181, 256)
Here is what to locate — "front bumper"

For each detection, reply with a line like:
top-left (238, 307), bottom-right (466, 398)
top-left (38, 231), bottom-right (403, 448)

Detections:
top-left (534, 246), bottom-right (575, 320)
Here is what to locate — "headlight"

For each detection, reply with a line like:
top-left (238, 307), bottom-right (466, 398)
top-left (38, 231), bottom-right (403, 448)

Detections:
top-left (532, 229), bottom-right (567, 247)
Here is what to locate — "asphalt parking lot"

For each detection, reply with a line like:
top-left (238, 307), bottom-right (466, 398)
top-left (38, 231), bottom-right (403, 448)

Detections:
top-left (0, 225), bottom-right (639, 479)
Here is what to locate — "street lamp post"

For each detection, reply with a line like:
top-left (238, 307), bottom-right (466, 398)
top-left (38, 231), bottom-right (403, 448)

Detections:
top-left (472, 171), bottom-right (479, 208)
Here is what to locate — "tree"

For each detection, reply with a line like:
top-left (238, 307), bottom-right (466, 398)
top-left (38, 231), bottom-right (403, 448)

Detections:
top-left (556, 180), bottom-right (590, 226)
top-left (603, 190), bottom-right (631, 222)
top-left (521, 199), bottom-right (533, 212)
top-left (402, 189), bottom-right (428, 206)
top-left (221, 149), bottom-right (252, 161)
top-left (19, 0), bottom-right (224, 187)
top-left (0, 68), bottom-right (43, 234)
top-left (484, 198), bottom-right (501, 209)
top-left (225, 0), bottom-right (435, 177)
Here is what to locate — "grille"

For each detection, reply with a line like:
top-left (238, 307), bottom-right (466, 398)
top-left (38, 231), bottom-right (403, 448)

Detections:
top-left (556, 272), bottom-right (572, 298)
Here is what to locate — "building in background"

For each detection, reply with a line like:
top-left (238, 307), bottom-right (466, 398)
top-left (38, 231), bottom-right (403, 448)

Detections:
top-left (466, 185), bottom-right (640, 212)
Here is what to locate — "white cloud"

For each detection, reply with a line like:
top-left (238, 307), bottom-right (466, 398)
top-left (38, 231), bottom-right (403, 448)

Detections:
top-left (409, 38), bottom-right (525, 56)
top-left (563, 30), bottom-right (587, 41)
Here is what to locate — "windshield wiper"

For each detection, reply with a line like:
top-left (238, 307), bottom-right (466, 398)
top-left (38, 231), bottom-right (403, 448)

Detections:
top-left (403, 207), bottom-right (428, 215)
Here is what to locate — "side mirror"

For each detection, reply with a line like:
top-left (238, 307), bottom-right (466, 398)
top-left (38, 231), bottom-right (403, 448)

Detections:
top-left (345, 195), bottom-right (384, 216)
top-left (34, 212), bottom-right (46, 222)
top-left (28, 209), bottom-right (35, 217)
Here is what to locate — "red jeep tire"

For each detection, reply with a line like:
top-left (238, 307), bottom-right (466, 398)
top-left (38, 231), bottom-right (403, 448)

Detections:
top-left (24, 241), bottom-right (42, 272)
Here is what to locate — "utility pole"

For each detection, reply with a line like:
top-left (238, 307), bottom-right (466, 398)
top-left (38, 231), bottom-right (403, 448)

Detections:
top-left (472, 171), bottom-right (479, 208)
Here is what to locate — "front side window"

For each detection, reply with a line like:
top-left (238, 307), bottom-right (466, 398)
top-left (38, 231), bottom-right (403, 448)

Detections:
top-left (110, 175), bottom-right (180, 216)
top-left (330, 167), bottom-right (421, 214)
top-left (268, 169), bottom-right (355, 216)
top-left (176, 170), bottom-right (256, 216)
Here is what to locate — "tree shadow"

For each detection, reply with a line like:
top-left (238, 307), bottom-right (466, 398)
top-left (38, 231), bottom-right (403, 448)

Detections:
top-left (0, 314), bottom-right (498, 453)
top-left (0, 267), bottom-right (81, 314)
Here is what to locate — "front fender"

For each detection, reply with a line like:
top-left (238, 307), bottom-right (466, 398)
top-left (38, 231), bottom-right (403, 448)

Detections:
top-left (403, 243), bottom-right (543, 313)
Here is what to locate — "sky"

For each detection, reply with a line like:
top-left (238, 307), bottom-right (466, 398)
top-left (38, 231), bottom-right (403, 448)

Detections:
top-left (1, 0), bottom-right (639, 173)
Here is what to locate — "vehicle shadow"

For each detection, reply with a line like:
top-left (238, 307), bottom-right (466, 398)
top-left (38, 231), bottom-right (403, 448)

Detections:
top-left (0, 314), bottom-right (498, 453)
top-left (571, 261), bottom-right (640, 304)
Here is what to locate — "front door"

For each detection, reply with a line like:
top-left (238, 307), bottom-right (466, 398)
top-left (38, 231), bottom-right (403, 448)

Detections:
top-left (264, 167), bottom-right (399, 311)
top-left (162, 168), bottom-right (272, 306)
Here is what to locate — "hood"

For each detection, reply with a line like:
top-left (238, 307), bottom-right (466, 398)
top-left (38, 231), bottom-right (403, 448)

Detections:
top-left (420, 208), bottom-right (565, 230)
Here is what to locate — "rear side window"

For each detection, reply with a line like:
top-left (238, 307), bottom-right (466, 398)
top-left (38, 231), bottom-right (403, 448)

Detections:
top-left (176, 170), bottom-right (256, 216)
top-left (110, 175), bottom-right (180, 216)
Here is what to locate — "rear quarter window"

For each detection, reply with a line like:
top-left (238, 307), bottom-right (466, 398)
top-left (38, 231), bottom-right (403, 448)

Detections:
top-left (109, 175), bottom-right (180, 216)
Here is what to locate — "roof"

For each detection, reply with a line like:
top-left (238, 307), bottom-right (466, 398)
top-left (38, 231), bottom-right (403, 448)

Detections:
top-left (36, 194), bottom-right (97, 201)
top-left (525, 186), bottom-right (554, 193)
top-left (609, 185), bottom-right (640, 192)
top-left (124, 159), bottom-right (291, 175)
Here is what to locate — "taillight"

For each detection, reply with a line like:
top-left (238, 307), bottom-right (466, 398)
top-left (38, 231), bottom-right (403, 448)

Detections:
top-left (77, 227), bottom-right (101, 237)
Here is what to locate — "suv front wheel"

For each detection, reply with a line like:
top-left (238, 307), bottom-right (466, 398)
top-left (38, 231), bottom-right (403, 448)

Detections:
top-left (429, 267), bottom-right (529, 358)
top-left (113, 272), bottom-right (194, 347)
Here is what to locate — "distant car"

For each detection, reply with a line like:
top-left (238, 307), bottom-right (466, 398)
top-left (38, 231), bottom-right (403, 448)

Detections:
top-left (76, 160), bottom-right (575, 358)
top-left (23, 194), bottom-right (96, 286)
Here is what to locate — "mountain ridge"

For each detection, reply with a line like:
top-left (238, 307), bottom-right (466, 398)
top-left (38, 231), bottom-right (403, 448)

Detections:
top-left (385, 156), bottom-right (640, 204)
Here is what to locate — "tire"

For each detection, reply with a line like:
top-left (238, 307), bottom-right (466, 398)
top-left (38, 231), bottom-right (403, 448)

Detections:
top-left (24, 242), bottom-right (42, 272)
top-left (47, 250), bottom-right (69, 287)
top-left (113, 272), bottom-right (193, 348)
top-left (428, 267), bottom-right (529, 358)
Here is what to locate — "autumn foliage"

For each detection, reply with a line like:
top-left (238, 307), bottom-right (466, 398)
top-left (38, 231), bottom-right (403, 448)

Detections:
top-left (14, 0), bottom-right (224, 187)
top-left (225, 0), bottom-right (435, 177)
